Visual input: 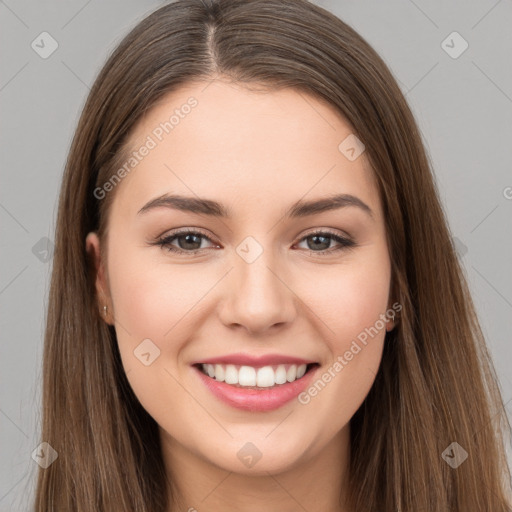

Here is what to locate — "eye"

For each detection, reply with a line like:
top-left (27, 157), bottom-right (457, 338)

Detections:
top-left (150, 228), bottom-right (356, 256)
top-left (294, 229), bottom-right (356, 254)
top-left (152, 228), bottom-right (218, 255)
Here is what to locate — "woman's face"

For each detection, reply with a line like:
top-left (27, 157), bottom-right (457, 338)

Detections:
top-left (87, 79), bottom-right (394, 475)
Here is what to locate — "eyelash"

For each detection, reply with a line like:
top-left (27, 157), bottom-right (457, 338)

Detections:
top-left (151, 228), bottom-right (356, 256)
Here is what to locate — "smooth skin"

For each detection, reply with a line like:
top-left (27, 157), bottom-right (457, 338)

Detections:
top-left (86, 78), bottom-right (395, 512)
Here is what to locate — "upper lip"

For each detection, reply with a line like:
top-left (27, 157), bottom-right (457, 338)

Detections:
top-left (191, 353), bottom-right (318, 368)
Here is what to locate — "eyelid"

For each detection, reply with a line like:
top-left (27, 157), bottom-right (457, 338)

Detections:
top-left (156, 226), bottom-right (219, 243)
top-left (299, 226), bottom-right (352, 240)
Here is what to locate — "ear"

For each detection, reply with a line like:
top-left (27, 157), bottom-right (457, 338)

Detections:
top-left (85, 231), bottom-right (113, 324)
top-left (385, 272), bottom-right (400, 332)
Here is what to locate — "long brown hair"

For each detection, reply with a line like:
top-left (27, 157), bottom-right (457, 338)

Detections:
top-left (34, 0), bottom-right (512, 510)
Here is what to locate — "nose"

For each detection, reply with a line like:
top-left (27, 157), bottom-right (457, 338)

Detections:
top-left (218, 248), bottom-right (297, 336)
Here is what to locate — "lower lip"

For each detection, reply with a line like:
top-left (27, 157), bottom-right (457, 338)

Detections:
top-left (193, 365), bottom-right (319, 412)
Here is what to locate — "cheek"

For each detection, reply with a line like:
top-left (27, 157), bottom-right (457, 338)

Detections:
top-left (108, 245), bottom-right (203, 338)
top-left (106, 246), bottom-right (209, 425)
top-left (304, 249), bottom-right (391, 350)
top-left (333, 268), bottom-right (390, 348)
top-left (296, 250), bottom-right (391, 416)
top-left (106, 240), bottom-right (211, 389)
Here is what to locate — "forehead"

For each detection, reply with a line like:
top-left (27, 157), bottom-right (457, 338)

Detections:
top-left (110, 79), bottom-right (380, 221)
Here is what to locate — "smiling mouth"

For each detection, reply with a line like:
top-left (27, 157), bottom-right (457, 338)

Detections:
top-left (194, 362), bottom-right (320, 389)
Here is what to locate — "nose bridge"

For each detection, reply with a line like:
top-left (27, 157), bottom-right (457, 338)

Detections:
top-left (220, 234), bottom-right (296, 333)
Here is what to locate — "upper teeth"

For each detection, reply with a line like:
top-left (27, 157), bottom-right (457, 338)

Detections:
top-left (201, 363), bottom-right (308, 387)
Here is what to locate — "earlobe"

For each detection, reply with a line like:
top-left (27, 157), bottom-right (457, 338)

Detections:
top-left (85, 231), bottom-right (112, 324)
top-left (385, 298), bottom-right (399, 332)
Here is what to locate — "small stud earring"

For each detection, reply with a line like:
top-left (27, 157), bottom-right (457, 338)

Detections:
top-left (103, 305), bottom-right (108, 317)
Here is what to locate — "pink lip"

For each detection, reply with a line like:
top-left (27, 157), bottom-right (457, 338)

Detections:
top-left (193, 364), bottom-right (319, 412)
top-left (191, 353), bottom-right (317, 368)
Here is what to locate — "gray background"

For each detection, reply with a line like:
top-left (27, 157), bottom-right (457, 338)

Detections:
top-left (1, 0), bottom-right (511, 510)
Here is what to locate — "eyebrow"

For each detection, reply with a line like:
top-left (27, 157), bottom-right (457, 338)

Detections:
top-left (137, 193), bottom-right (374, 220)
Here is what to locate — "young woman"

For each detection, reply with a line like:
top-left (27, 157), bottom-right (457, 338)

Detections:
top-left (34, 0), bottom-right (512, 510)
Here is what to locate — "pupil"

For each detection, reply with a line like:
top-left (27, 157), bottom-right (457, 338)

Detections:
top-left (181, 234), bottom-right (200, 250)
top-left (309, 235), bottom-right (329, 251)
